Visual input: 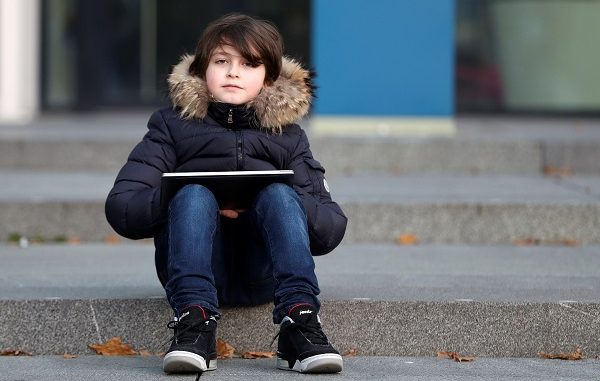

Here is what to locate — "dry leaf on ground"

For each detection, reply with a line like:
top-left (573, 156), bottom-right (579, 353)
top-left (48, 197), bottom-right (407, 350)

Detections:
top-left (104, 234), bottom-right (121, 245)
top-left (63, 353), bottom-right (78, 359)
top-left (88, 336), bottom-right (137, 356)
top-left (552, 239), bottom-right (580, 247)
top-left (138, 349), bottom-right (153, 356)
top-left (396, 233), bottom-right (419, 245)
top-left (68, 236), bottom-right (82, 245)
top-left (539, 348), bottom-right (583, 360)
top-left (437, 351), bottom-right (475, 362)
top-left (514, 238), bottom-right (579, 247)
top-left (514, 238), bottom-right (541, 246)
top-left (242, 351), bottom-right (276, 359)
top-left (342, 348), bottom-right (358, 357)
top-left (217, 339), bottom-right (235, 359)
top-left (0, 349), bottom-right (33, 356)
top-left (544, 166), bottom-right (572, 178)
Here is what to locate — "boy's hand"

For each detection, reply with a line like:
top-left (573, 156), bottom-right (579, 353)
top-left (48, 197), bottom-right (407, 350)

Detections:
top-left (219, 209), bottom-right (246, 219)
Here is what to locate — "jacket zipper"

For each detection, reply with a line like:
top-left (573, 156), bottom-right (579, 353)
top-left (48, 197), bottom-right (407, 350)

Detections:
top-left (228, 109), bottom-right (243, 170)
top-left (235, 130), bottom-right (243, 170)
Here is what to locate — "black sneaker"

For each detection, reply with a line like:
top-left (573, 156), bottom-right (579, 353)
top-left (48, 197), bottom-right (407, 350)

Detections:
top-left (163, 306), bottom-right (218, 373)
top-left (276, 304), bottom-right (343, 373)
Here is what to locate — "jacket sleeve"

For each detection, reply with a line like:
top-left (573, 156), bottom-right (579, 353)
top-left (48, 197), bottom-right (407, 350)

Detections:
top-left (105, 110), bottom-right (176, 239)
top-left (289, 129), bottom-right (347, 255)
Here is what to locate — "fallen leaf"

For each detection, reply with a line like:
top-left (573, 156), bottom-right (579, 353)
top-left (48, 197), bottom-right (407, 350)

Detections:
top-left (342, 348), bottom-right (358, 357)
top-left (217, 339), bottom-right (235, 359)
top-left (555, 239), bottom-right (580, 247)
top-left (68, 236), bottom-right (81, 245)
top-left (514, 238), bottom-right (579, 247)
top-left (396, 233), bottom-right (419, 245)
top-left (514, 238), bottom-right (541, 246)
top-left (0, 349), bottom-right (33, 356)
top-left (437, 351), bottom-right (475, 362)
top-left (138, 349), bottom-right (152, 356)
top-left (63, 353), bottom-right (78, 359)
top-left (544, 166), bottom-right (572, 178)
top-left (88, 337), bottom-right (136, 356)
top-left (242, 351), bottom-right (276, 359)
top-left (437, 351), bottom-right (454, 359)
top-left (539, 348), bottom-right (583, 360)
top-left (105, 234), bottom-right (121, 245)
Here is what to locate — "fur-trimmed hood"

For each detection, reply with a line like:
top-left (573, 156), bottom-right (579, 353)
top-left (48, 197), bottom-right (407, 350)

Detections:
top-left (168, 54), bottom-right (314, 130)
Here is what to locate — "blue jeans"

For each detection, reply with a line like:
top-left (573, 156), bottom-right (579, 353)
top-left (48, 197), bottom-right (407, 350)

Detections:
top-left (154, 183), bottom-right (321, 323)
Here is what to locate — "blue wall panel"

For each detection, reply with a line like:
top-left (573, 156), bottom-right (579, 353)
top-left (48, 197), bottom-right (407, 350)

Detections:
top-left (312, 0), bottom-right (454, 116)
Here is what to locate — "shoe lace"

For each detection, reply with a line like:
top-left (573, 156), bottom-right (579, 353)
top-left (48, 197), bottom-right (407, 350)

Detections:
top-left (298, 321), bottom-right (329, 345)
top-left (270, 320), bottom-right (329, 347)
top-left (163, 317), bottom-right (213, 347)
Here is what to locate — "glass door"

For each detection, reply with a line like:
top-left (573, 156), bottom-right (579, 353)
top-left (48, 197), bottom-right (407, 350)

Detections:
top-left (42, 0), bottom-right (310, 111)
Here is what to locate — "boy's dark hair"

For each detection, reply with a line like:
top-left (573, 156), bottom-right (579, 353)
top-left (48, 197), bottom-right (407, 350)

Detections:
top-left (189, 13), bottom-right (283, 85)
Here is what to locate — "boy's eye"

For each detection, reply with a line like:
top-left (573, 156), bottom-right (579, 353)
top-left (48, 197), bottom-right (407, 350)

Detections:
top-left (243, 61), bottom-right (262, 68)
top-left (215, 59), bottom-right (227, 64)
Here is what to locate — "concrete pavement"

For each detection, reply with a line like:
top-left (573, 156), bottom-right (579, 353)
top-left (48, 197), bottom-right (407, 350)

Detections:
top-left (1, 243), bottom-right (599, 357)
top-left (0, 356), bottom-right (598, 381)
top-left (1, 243), bottom-right (600, 303)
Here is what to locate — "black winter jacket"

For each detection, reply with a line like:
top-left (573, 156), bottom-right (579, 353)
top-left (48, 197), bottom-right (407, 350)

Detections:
top-left (105, 55), bottom-right (347, 255)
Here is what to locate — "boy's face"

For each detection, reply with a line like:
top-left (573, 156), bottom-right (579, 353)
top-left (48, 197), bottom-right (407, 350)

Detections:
top-left (206, 44), bottom-right (266, 105)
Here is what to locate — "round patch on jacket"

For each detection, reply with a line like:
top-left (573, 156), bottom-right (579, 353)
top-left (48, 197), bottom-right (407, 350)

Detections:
top-left (323, 178), bottom-right (330, 193)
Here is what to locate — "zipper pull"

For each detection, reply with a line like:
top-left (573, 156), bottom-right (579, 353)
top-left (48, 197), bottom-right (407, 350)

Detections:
top-left (227, 108), bottom-right (233, 124)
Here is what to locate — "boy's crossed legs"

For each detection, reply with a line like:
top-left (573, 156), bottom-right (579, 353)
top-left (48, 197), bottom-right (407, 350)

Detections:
top-left (157, 183), bottom-right (342, 374)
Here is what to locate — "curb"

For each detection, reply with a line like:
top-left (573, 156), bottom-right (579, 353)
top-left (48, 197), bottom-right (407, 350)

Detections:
top-left (1, 299), bottom-right (598, 357)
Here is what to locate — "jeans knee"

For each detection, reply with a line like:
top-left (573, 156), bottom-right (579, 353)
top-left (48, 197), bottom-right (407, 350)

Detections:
top-left (170, 184), bottom-right (218, 213)
top-left (254, 183), bottom-right (306, 222)
top-left (256, 183), bottom-right (297, 206)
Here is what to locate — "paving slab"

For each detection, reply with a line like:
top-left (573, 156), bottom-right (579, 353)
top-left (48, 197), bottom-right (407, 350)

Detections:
top-left (1, 244), bottom-right (599, 357)
top-left (1, 356), bottom-right (599, 381)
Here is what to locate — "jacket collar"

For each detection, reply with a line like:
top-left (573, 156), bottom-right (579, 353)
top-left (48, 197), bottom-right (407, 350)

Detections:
top-left (206, 102), bottom-right (257, 130)
top-left (167, 54), bottom-right (314, 132)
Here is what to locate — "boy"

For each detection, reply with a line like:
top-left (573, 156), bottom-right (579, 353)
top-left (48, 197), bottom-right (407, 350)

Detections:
top-left (105, 13), bottom-right (347, 374)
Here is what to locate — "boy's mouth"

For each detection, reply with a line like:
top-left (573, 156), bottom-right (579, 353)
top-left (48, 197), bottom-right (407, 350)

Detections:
top-left (223, 84), bottom-right (242, 89)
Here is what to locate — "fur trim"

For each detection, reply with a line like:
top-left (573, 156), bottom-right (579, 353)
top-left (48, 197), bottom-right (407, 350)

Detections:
top-left (167, 54), bottom-right (314, 131)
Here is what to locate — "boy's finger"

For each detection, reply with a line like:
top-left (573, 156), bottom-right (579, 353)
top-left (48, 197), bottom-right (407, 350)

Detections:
top-left (220, 210), bottom-right (239, 219)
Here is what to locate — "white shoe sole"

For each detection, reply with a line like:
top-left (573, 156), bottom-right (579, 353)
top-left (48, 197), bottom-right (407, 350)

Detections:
top-left (163, 351), bottom-right (217, 373)
top-left (277, 353), bottom-right (343, 373)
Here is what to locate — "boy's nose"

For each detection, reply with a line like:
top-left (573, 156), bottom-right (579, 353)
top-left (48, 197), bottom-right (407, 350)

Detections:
top-left (227, 65), bottom-right (240, 78)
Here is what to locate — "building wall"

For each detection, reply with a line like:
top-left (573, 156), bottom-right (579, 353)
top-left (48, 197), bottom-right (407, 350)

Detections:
top-left (312, 0), bottom-right (455, 117)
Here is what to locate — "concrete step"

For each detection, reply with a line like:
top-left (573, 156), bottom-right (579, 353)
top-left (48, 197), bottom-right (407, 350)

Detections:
top-left (0, 134), bottom-right (544, 175)
top-left (1, 243), bottom-right (599, 357)
top-left (2, 356), bottom-right (599, 381)
top-left (1, 115), bottom-right (600, 175)
top-left (1, 171), bottom-right (599, 244)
